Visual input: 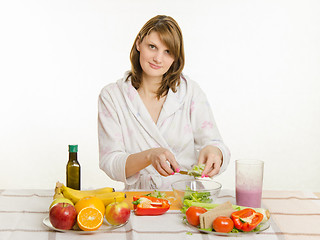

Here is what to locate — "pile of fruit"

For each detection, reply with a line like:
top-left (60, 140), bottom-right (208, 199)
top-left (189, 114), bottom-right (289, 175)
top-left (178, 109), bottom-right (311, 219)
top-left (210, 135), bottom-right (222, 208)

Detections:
top-left (49, 182), bottom-right (131, 231)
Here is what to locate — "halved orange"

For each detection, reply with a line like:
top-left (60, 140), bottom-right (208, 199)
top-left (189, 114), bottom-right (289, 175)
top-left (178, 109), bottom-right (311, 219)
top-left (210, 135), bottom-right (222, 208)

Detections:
top-left (75, 196), bottom-right (105, 216)
top-left (77, 207), bottom-right (103, 231)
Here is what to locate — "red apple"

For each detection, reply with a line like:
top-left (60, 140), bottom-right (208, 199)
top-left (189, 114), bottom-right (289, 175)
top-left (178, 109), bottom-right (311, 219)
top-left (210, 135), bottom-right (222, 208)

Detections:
top-left (105, 201), bottom-right (130, 225)
top-left (49, 202), bottom-right (77, 230)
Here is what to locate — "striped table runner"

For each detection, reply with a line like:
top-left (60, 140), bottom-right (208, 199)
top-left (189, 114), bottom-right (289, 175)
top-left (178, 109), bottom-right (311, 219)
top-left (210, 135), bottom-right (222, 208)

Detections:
top-left (262, 190), bottom-right (320, 240)
top-left (0, 189), bottom-right (319, 240)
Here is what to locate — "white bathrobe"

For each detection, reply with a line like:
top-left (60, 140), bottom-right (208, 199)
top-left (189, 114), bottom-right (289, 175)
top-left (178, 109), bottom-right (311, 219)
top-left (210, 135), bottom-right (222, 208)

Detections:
top-left (98, 72), bottom-right (230, 190)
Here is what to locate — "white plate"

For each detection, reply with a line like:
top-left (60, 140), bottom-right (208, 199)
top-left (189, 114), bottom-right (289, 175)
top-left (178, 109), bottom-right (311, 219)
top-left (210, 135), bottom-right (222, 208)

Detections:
top-left (185, 221), bottom-right (270, 236)
top-left (43, 216), bottom-right (128, 234)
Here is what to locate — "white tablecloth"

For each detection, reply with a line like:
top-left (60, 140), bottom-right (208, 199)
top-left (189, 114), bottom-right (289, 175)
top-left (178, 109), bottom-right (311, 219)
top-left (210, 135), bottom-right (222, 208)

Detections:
top-left (1, 189), bottom-right (319, 240)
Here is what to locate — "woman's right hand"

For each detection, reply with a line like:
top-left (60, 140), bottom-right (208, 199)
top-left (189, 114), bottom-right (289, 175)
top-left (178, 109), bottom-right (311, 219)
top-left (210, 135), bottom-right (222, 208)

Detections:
top-left (147, 148), bottom-right (180, 176)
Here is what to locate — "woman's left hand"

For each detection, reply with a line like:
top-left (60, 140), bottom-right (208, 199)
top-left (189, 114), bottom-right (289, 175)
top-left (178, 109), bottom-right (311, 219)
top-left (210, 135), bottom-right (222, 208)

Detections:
top-left (198, 145), bottom-right (223, 178)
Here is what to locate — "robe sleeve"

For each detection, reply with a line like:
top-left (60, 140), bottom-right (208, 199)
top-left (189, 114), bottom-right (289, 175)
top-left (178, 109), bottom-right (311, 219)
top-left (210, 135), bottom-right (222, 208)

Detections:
top-left (98, 86), bottom-right (140, 185)
top-left (190, 83), bottom-right (231, 175)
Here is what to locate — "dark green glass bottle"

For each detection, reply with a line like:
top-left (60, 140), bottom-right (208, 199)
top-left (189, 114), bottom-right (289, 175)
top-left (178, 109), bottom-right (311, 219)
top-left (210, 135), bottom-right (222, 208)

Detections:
top-left (66, 145), bottom-right (81, 190)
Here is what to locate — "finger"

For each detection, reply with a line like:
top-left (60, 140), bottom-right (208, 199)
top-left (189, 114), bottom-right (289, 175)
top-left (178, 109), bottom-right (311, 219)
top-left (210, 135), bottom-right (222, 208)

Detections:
top-left (200, 151), bottom-right (222, 177)
top-left (159, 154), bottom-right (173, 175)
top-left (197, 151), bottom-right (207, 177)
top-left (205, 156), bottom-right (222, 177)
top-left (201, 159), bottom-right (214, 177)
top-left (199, 150), bottom-right (214, 175)
top-left (165, 151), bottom-right (180, 173)
top-left (206, 163), bottom-right (221, 177)
top-left (155, 160), bottom-right (169, 176)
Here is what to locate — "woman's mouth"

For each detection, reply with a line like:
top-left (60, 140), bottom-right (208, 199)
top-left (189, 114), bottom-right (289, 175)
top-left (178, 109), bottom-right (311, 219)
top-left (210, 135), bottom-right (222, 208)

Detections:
top-left (149, 63), bottom-right (161, 70)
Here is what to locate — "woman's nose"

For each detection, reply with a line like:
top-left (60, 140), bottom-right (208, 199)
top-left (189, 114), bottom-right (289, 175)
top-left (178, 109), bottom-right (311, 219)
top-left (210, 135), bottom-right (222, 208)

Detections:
top-left (153, 52), bottom-right (162, 63)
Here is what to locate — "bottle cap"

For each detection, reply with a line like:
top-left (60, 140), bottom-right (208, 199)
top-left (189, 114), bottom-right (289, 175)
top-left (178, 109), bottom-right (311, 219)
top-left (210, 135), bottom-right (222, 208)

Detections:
top-left (68, 145), bottom-right (78, 152)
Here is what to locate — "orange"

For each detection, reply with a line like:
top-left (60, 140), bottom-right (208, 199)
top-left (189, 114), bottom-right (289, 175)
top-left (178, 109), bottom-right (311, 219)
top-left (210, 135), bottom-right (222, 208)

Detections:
top-left (77, 207), bottom-right (103, 231)
top-left (75, 196), bottom-right (105, 216)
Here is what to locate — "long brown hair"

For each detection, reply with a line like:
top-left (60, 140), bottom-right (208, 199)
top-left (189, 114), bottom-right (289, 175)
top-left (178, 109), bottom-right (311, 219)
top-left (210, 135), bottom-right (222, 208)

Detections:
top-left (127, 15), bottom-right (185, 99)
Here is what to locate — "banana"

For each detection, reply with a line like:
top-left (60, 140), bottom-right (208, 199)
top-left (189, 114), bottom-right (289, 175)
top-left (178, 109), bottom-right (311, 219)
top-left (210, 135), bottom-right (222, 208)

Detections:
top-left (95, 191), bottom-right (126, 206)
top-left (53, 183), bottom-right (65, 199)
top-left (61, 184), bottom-right (114, 197)
top-left (55, 182), bottom-right (124, 205)
top-left (53, 192), bottom-right (64, 199)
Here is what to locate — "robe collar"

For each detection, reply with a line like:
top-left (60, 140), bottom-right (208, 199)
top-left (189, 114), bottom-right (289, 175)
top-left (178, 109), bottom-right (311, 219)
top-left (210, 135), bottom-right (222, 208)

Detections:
top-left (117, 72), bottom-right (188, 147)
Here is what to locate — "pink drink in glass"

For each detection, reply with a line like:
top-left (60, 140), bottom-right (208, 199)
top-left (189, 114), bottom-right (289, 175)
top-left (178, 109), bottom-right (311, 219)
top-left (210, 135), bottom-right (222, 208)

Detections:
top-left (235, 159), bottom-right (264, 208)
top-left (236, 186), bottom-right (262, 208)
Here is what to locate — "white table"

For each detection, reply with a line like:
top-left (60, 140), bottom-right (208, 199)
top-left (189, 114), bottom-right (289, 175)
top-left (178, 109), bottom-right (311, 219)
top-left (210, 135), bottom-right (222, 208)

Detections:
top-left (1, 189), bottom-right (319, 240)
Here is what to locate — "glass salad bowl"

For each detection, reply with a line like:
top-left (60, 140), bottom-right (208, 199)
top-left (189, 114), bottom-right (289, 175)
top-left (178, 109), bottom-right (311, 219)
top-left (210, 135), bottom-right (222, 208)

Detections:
top-left (171, 179), bottom-right (222, 209)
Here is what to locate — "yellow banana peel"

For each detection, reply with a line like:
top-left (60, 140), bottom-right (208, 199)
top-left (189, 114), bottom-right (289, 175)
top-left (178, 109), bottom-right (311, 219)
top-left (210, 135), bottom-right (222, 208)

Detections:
top-left (55, 181), bottom-right (125, 205)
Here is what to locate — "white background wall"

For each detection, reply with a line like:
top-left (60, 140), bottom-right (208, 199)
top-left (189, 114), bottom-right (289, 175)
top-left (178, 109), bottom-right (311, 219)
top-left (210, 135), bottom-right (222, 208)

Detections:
top-left (1, 0), bottom-right (319, 192)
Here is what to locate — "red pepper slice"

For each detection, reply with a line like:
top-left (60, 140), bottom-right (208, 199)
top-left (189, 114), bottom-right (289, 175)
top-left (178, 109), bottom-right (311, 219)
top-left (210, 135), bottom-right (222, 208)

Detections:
top-left (231, 208), bottom-right (264, 232)
top-left (132, 195), bottom-right (170, 216)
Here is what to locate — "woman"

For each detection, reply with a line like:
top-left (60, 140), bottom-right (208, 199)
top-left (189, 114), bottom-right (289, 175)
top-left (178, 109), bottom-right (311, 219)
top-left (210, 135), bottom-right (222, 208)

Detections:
top-left (98, 15), bottom-right (230, 190)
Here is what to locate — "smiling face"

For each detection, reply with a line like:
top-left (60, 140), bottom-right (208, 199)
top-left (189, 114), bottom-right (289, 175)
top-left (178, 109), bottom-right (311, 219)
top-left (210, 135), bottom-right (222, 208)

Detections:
top-left (136, 31), bottom-right (175, 83)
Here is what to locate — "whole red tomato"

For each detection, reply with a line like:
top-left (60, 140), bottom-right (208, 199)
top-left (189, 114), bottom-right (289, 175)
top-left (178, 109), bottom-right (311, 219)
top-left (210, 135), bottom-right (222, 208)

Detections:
top-left (185, 206), bottom-right (207, 226)
top-left (213, 216), bottom-right (234, 233)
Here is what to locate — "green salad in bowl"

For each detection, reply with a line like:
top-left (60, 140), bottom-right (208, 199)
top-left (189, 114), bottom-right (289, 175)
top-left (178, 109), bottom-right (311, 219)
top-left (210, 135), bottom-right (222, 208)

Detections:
top-left (171, 179), bottom-right (222, 210)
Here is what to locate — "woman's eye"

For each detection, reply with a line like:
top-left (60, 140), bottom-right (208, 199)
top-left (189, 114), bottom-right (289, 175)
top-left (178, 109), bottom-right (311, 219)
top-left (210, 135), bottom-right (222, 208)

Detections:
top-left (149, 44), bottom-right (156, 49)
top-left (165, 50), bottom-right (170, 54)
